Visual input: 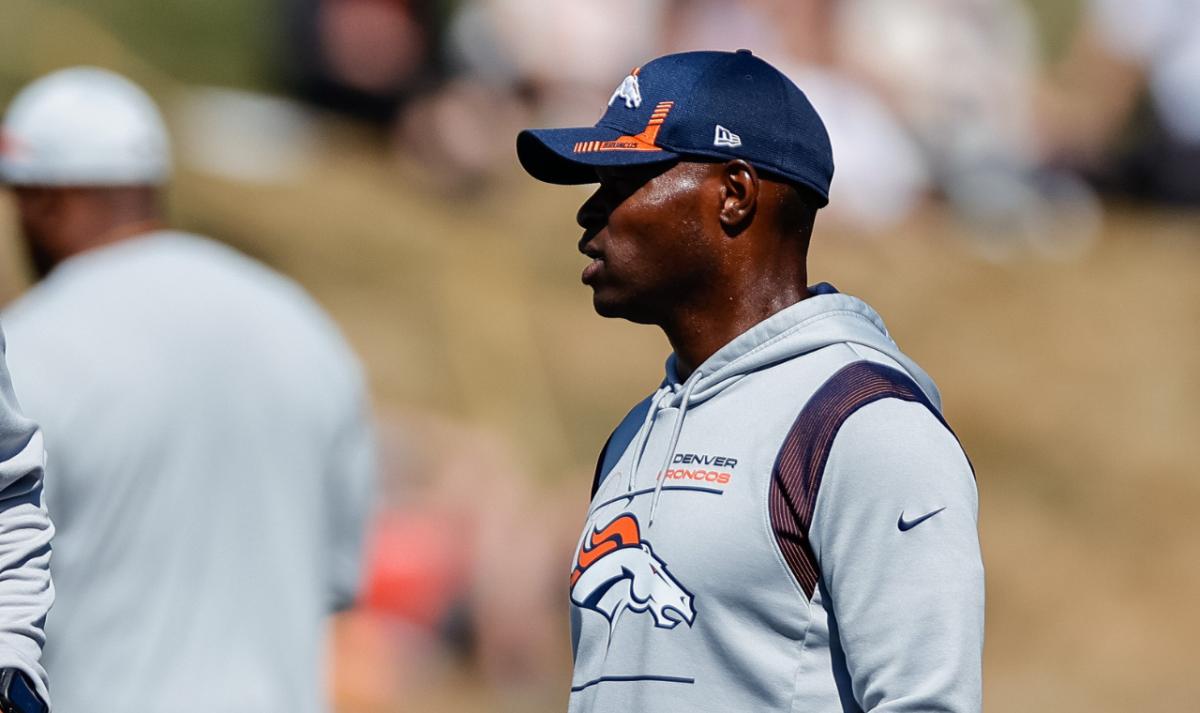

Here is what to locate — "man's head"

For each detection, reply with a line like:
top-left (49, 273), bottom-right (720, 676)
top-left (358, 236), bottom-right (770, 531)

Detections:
top-left (0, 67), bottom-right (171, 277)
top-left (517, 50), bottom-right (832, 325)
top-left (575, 159), bottom-right (820, 324)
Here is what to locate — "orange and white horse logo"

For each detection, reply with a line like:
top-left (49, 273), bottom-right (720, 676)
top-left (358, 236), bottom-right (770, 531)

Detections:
top-left (570, 513), bottom-right (695, 634)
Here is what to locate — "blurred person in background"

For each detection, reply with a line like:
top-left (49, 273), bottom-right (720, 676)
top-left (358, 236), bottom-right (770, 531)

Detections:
top-left (832, 0), bottom-right (1099, 250)
top-left (0, 337), bottom-right (54, 711)
top-left (391, 0), bottom-right (666, 189)
top-left (281, 0), bottom-right (446, 123)
top-left (1040, 0), bottom-right (1200, 205)
top-left (0, 67), bottom-right (375, 713)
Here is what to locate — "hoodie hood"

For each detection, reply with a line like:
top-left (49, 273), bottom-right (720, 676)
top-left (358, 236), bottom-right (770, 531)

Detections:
top-left (631, 283), bottom-right (942, 525)
top-left (661, 283), bottom-right (941, 410)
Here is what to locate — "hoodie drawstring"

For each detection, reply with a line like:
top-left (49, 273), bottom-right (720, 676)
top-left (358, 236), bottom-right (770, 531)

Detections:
top-left (648, 371), bottom-right (702, 527)
top-left (625, 386), bottom-right (672, 494)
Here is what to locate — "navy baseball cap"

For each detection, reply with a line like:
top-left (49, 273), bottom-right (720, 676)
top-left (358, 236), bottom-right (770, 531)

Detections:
top-left (517, 49), bottom-right (834, 206)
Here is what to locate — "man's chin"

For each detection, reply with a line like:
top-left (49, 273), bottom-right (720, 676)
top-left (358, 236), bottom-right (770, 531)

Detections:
top-left (591, 298), bottom-right (623, 319)
top-left (591, 293), bottom-right (656, 325)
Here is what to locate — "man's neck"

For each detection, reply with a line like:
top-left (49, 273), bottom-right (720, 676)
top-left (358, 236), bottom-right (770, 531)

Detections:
top-left (664, 280), bottom-right (811, 381)
top-left (64, 218), bottom-right (167, 262)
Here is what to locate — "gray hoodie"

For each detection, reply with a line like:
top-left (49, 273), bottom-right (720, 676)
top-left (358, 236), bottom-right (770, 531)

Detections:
top-left (568, 284), bottom-right (983, 712)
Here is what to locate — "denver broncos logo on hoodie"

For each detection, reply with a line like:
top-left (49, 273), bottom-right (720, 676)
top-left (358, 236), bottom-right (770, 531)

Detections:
top-left (570, 513), bottom-right (696, 634)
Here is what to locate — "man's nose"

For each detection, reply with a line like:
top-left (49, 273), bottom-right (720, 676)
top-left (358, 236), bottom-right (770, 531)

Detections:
top-left (576, 187), bottom-right (608, 232)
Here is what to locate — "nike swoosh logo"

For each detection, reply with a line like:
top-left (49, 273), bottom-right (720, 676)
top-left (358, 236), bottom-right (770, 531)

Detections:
top-left (897, 507), bottom-right (946, 531)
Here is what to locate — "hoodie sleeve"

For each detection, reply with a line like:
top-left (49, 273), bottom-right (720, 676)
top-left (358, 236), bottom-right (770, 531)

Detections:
top-left (808, 398), bottom-right (983, 713)
top-left (0, 329), bottom-right (54, 704)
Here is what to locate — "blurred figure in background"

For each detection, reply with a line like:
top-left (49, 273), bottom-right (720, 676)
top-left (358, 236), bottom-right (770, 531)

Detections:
top-left (390, 0), bottom-right (666, 190)
top-left (838, 0), bottom-right (1038, 220)
top-left (1040, 0), bottom-right (1200, 205)
top-left (0, 67), bottom-right (375, 713)
top-left (281, 0), bottom-right (446, 123)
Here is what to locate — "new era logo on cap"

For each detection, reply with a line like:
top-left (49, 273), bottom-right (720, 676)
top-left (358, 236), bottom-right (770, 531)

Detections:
top-left (713, 125), bottom-right (741, 148)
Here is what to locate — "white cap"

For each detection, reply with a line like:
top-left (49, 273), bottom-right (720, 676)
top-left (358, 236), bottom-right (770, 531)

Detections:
top-left (0, 67), bottom-right (171, 186)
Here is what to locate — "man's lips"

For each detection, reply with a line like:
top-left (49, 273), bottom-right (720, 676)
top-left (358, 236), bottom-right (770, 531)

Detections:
top-left (579, 232), bottom-right (605, 285)
top-left (581, 257), bottom-right (604, 284)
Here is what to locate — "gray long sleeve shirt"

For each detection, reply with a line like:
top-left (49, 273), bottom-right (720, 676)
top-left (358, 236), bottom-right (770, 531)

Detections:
top-left (0, 327), bottom-right (53, 705)
top-left (3, 232), bottom-right (374, 713)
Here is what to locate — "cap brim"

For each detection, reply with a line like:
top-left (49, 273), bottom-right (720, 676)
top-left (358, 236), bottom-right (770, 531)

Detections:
top-left (517, 127), bottom-right (680, 185)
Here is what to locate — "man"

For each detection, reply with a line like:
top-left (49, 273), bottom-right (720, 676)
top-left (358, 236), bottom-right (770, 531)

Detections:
top-left (0, 67), bottom-right (374, 713)
top-left (516, 50), bottom-right (983, 712)
top-left (0, 337), bottom-right (53, 712)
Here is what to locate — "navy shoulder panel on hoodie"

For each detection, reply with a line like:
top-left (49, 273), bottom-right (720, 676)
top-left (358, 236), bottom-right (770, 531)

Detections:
top-left (768, 360), bottom-right (948, 598)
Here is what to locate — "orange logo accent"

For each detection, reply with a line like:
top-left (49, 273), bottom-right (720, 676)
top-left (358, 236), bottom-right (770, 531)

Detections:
top-left (570, 514), bottom-right (641, 586)
top-left (663, 468), bottom-right (732, 485)
top-left (574, 101), bottom-right (674, 154)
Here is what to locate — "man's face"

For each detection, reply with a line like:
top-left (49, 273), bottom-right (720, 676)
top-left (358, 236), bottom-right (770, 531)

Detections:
top-left (10, 187), bottom-right (59, 278)
top-left (575, 161), bottom-right (718, 324)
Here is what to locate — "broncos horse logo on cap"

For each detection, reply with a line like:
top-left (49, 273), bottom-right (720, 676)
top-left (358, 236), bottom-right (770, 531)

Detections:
top-left (570, 513), bottom-right (696, 636)
top-left (608, 67), bottom-right (642, 109)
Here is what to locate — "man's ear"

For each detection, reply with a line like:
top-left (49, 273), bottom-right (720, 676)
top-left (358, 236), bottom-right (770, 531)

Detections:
top-left (718, 159), bottom-right (758, 234)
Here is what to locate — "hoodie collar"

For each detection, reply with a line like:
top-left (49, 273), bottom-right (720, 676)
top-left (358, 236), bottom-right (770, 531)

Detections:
top-left (660, 283), bottom-right (941, 410)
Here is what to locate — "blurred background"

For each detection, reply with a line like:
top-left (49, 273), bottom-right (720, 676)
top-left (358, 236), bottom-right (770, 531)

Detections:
top-left (0, 0), bottom-right (1197, 711)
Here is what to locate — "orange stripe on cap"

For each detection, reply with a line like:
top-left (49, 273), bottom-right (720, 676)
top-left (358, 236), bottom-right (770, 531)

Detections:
top-left (590, 101), bottom-right (676, 152)
top-left (570, 100), bottom-right (679, 155)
